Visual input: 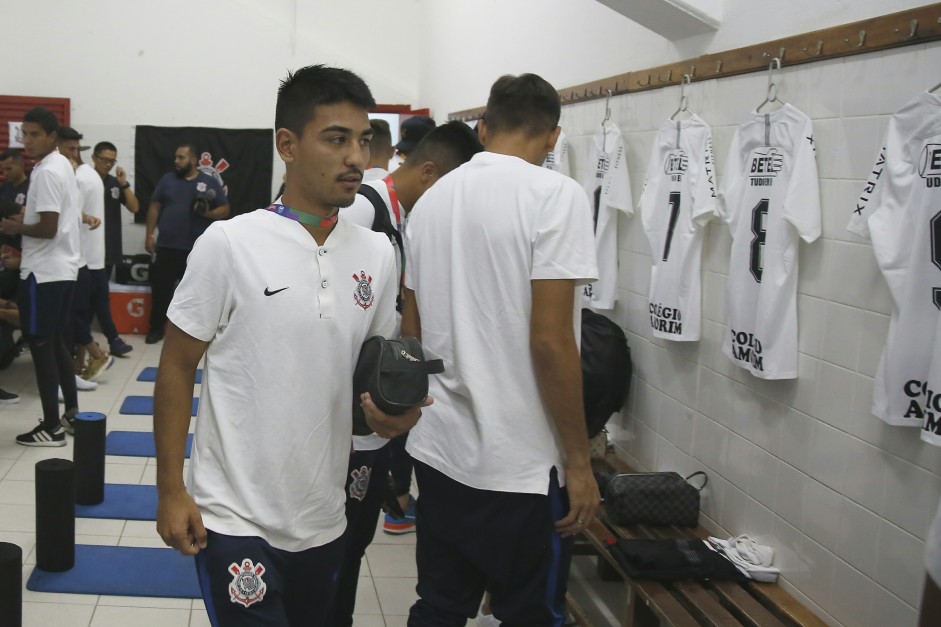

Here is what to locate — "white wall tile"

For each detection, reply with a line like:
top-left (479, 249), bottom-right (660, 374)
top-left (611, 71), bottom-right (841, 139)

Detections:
top-left (826, 241), bottom-right (893, 315)
top-left (881, 456), bottom-right (941, 540)
top-left (813, 361), bottom-right (857, 432)
top-left (879, 46), bottom-right (925, 115)
top-left (835, 498), bottom-right (881, 578)
top-left (841, 54), bottom-right (882, 118)
top-left (856, 312), bottom-right (889, 378)
top-left (829, 558), bottom-right (876, 627)
top-left (820, 303), bottom-right (862, 371)
top-left (841, 435), bottom-right (888, 516)
top-left (866, 582), bottom-right (917, 627)
top-left (800, 478), bottom-right (842, 549)
top-left (875, 521), bottom-right (926, 607)
top-left (807, 421), bottom-right (849, 492)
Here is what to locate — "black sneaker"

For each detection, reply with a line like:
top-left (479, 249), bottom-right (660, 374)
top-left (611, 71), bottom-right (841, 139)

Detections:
top-left (60, 412), bottom-right (77, 435)
top-left (16, 422), bottom-right (66, 447)
top-left (109, 337), bottom-right (133, 357)
top-left (0, 387), bottom-right (19, 405)
top-left (145, 329), bottom-right (164, 344)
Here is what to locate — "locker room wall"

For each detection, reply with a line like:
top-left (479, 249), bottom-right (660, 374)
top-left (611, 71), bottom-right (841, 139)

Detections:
top-left (558, 41), bottom-right (941, 627)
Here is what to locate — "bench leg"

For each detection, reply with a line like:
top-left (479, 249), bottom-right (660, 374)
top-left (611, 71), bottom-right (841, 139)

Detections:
top-left (597, 555), bottom-right (622, 581)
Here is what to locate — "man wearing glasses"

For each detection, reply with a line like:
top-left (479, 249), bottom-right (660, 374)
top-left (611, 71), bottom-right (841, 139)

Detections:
top-left (91, 142), bottom-right (138, 356)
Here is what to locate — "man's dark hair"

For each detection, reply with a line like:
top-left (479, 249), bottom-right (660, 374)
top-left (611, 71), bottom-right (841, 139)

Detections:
top-left (275, 64), bottom-right (376, 136)
top-left (0, 149), bottom-right (22, 162)
top-left (57, 126), bottom-right (83, 143)
top-left (369, 119), bottom-right (392, 152)
top-left (483, 74), bottom-right (561, 138)
top-left (94, 141), bottom-right (117, 155)
top-left (176, 143), bottom-right (199, 159)
top-left (407, 121), bottom-right (484, 177)
top-left (22, 107), bottom-right (60, 135)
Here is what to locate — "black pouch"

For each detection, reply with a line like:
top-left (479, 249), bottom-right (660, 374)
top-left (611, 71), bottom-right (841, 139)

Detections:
top-left (352, 336), bottom-right (444, 436)
top-left (604, 471), bottom-right (708, 527)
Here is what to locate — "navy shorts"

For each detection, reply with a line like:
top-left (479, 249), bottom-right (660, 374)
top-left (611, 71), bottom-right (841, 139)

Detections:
top-left (195, 530), bottom-right (345, 627)
top-left (408, 462), bottom-right (573, 627)
top-left (17, 274), bottom-right (74, 338)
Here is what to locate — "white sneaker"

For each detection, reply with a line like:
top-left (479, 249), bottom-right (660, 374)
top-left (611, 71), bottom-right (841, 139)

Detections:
top-left (58, 376), bottom-right (98, 402)
top-left (706, 536), bottom-right (780, 582)
top-left (476, 611), bottom-right (501, 627)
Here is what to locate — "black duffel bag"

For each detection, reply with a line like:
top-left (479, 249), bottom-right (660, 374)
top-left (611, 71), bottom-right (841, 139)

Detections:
top-left (352, 336), bottom-right (444, 436)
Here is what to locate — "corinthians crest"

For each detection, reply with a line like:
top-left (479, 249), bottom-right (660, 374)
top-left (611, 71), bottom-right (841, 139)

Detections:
top-left (228, 558), bottom-right (267, 608)
top-left (352, 271), bottom-right (374, 311)
top-left (349, 465), bottom-right (371, 501)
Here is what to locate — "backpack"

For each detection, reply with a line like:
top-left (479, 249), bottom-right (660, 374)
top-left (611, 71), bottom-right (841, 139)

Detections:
top-left (581, 308), bottom-right (631, 438)
top-left (357, 185), bottom-right (404, 312)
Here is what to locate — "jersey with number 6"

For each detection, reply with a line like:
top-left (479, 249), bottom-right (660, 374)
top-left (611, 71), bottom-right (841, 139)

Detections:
top-left (581, 122), bottom-right (632, 309)
top-left (640, 115), bottom-right (717, 341)
top-left (847, 91), bottom-right (941, 445)
top-left (718, 104), bottom-right (820, 379)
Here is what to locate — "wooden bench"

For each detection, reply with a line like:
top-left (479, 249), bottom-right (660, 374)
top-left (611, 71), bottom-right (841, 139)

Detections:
top-left (570, 454), bottom-right (827, 627)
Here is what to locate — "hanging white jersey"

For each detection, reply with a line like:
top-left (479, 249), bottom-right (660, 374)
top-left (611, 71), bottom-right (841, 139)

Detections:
top-left (640, 115), bottom-right (717, 341)
top-left (847, 91), bottom-right (941, 445)
top-left (543, 130), bottom-right (571, 177)
top-left (718, 104), bottom-right (820, 379)
top-left (582, 122), bottom-right (632, 309)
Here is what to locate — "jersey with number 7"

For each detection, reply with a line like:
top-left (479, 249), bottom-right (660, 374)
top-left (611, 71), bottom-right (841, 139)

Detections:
top-left (640, 115), bottom-right (718, 341)
top-left (718, 104), bottom-right (821, 380)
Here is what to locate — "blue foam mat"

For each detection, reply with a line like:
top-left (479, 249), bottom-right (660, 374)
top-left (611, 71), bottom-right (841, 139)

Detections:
top-left (120, 395), bottom-right (198, 416)
top-left (27, 544), bottom-right (200, 598)
top-left (106, 430), bottom-right (192, 458)
top-left (75, 483), bottom-right (158, 520)
top-left (137, 366), bottom-right (203, 384)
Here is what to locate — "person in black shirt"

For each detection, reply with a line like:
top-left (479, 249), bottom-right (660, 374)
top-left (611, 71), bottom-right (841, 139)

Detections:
top-left (0, 149), bottom-right (29, 208)
top-left (90, 142), bottom-right (138, 357)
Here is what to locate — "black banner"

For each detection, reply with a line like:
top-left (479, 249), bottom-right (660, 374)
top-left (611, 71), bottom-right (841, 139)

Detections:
top-left (134, 126), bottom-right (273, 222)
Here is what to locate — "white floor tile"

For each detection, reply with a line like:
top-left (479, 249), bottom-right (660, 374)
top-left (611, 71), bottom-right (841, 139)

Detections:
top-left (22, 601), bottom-right (95, 626)
top-left (373, 576), bottom-right (419, 616)
top-left (89, 605), bottom-right (190, 626)
top-left (365, 544), bottom-right (417, 578)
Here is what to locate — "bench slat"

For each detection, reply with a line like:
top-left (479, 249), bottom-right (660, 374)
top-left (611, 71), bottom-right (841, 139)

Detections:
top-left (745, 582), bottom-right (828, 627)
top-left (582, 517), bottom-right (701, 627)
top-left (674, 581), bottom-right (742, 627)
top-left (710, 582), bottom-right (787, 627)
top-left (565, 591), bottom-right (596, 627)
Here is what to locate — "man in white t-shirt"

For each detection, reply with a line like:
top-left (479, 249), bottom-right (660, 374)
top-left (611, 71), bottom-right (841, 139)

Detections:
top-left (328, 120), bottom-right (482, 627)
top-left (403, 73), bottom-right (600, 626)
top-left (154, 65), bottom-right (427, 627)
top-left (0, 107), bottom-right (82, 446)
top-left (363, 119), bottom-right (395, 182)
top-left (56, 127), bottom-right (114, 388)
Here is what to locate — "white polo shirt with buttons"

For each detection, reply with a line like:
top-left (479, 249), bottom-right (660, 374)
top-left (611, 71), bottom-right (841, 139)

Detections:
top-left (167, 208), bottom-right (397, 552)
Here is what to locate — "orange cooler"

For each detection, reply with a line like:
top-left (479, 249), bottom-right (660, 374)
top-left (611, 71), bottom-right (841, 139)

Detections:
top-left (109, 282), bottom-right (151, 335)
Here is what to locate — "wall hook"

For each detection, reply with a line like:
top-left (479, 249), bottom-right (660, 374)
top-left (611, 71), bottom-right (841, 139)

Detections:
top-left (844, 30), bottom-right (866, 48)
top-left (895, 19), bottom-right (918, 39)
top-left (637, 74), bottom-right (651, 87)
top-left (715, 60), bottom-right (723, 74)
top-left (689, 64), bottom-right (696, 79)
top-left (657, 69), bottom-right (673, 83)
top-left (803, 40), bottom-right (823, 56)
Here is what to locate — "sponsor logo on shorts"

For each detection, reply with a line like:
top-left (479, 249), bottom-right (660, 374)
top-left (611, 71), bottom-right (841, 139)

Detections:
top-left (228, 558), bottom-right (267, 608)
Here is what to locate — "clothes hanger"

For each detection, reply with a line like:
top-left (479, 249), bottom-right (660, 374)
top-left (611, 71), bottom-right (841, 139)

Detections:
top-left (756, 58), bottom-right (785, 113)
top-left (601, 89), bottom-right (612, 152)
top-left (670, 74), bottom-right (693, 121)
top-left (930, 80), bottom-right (941, 93)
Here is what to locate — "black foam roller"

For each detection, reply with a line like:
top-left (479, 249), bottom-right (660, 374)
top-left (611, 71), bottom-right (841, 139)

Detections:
top-left (74, 412), bottom-right (107, 505)
top-left (0, 542), bottom-right (22, 626)
top-left (35, 458), bottom-right (74, 572)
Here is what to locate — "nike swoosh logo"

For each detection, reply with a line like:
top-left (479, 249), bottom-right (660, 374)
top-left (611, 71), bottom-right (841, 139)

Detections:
top-left (264, 287), bottom-right (289, 296)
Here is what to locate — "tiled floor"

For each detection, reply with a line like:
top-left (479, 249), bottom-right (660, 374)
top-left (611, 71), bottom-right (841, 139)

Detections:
top-left (0, 334), bottom-right (622, 626)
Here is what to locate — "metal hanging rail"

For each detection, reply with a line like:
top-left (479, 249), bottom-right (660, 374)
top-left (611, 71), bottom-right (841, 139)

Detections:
top-left (448, 3), bottom-right (941, 121)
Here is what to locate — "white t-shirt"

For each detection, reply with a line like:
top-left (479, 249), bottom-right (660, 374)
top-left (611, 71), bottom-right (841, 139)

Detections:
top-left (75, 163), bottom-right (106, 270)
top-left (341, 177), bottom-right (405, 452)
top-left (848, 91), bottom-right (941, 444)
top-left (363, 167), bottom-right (389, 183)
top-left (639, 116), bottom-right (718, 341)
top-left (718, 104), bottom-right (821, 379)
top-left (582, 122), bottom-right (632, 309)
top-left (20, 151), bottom-right (81, 283)
top-left (168, 211), bottom-right (397, 551)
top-left (404, 151), bottom-right (598, 494)
top-left (543, 130), bottom-right (571, 177)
